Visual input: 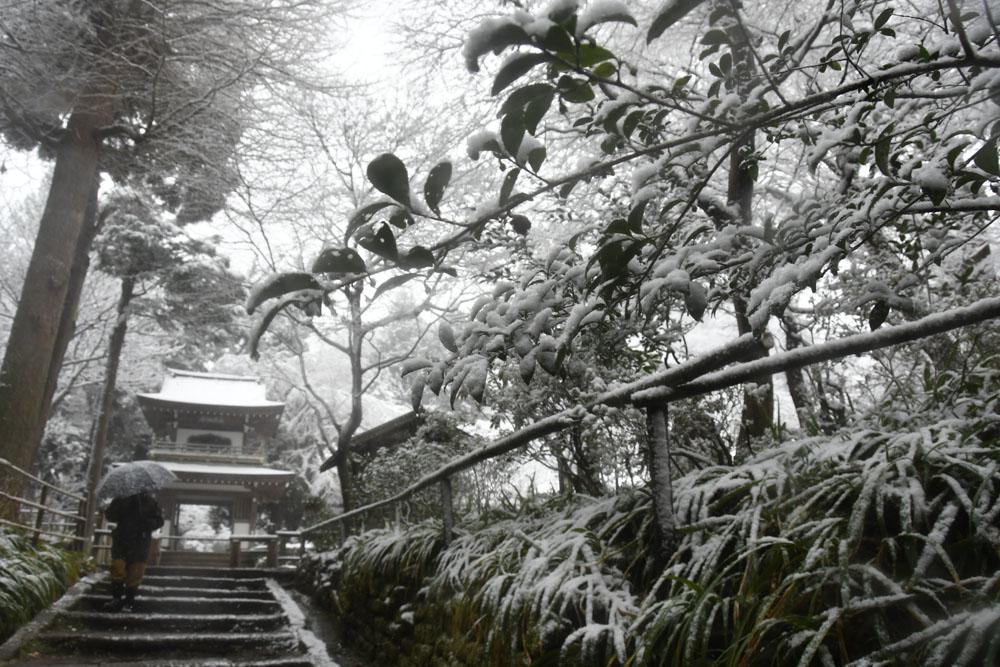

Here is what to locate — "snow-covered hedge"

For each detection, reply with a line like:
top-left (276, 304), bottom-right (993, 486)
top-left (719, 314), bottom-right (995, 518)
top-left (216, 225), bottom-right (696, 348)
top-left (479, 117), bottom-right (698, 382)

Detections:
top-left (304, 381), bottom-right (999, 665)
top-left (0, 530), bottom-right (83, 642)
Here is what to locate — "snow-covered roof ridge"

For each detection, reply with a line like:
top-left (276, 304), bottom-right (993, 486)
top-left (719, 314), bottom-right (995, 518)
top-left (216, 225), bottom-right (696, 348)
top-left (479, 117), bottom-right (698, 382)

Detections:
top-left (139, 367), bottom-right (284, 409)
top-left (165, 367), bottom-right (265, 383)
top-left (158, 461), bottom-right (294, 476)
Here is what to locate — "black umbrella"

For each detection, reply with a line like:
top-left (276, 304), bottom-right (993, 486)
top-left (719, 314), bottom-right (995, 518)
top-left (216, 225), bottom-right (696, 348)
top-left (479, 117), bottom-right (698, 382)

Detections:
top-left (96, 460), bottom-right (177, 501)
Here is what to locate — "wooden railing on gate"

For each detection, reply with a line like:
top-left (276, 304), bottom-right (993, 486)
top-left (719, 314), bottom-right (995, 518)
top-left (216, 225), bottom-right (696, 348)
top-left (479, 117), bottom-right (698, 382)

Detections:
top-left (0, 457), bottom-right (87, 547)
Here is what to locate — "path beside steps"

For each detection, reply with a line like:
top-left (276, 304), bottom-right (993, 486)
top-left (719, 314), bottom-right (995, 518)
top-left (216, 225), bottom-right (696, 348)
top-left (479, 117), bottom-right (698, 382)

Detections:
top-left (0, 566), bottom-right (337, 666)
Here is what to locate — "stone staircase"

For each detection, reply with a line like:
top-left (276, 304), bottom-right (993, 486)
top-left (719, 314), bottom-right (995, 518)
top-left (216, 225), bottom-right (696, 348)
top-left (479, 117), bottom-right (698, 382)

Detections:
top-left (0, 566), bottom-right (335, 666)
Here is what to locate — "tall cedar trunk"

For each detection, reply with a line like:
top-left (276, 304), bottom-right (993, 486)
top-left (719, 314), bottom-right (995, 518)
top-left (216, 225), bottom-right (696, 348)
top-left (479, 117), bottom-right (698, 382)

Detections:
top-left (0, 88), bottom-right (117, 517)
top-left (38, 178), bottom-right (102, 436)
top-left (646, 404), bottom-right (676, 559)
top-left (728, 13), bottom-right (773, 458)
top-left (83, 276), bottom-right (136, 543)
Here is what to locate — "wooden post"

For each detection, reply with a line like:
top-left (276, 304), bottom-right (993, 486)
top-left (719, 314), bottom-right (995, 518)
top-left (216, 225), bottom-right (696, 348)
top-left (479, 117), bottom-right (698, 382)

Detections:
top-left (440, 477), bottom-right (454, 546)
top-left (229, 538), bottom-right (241, 568)
top-left (73, 497), bottom-right (87, 552)
top-left (646, 404), bottom-right (677, 560)
top-left (277, 531), bottom-right (289, 559)
top-left (32, 485), bottom-right (48, 546)
top-left (266, 538), bottom-right (278, 568)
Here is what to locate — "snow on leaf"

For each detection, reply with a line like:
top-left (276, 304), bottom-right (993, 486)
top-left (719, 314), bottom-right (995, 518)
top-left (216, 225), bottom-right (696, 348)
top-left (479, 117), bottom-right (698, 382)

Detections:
top-left (439, 321), bottom-right (458, 353)
top-left (575, 0), bottom-right (636, 39)
top-left (246, 272), bottom-right (323, 314)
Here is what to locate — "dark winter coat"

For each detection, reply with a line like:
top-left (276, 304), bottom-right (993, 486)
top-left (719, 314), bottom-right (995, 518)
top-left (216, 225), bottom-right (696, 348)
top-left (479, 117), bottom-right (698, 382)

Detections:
top-left (105, 492), bottom-right (164, 563)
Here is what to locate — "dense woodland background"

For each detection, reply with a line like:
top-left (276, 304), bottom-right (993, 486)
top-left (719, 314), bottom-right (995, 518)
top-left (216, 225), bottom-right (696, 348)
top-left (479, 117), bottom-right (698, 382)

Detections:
top-left (1, 0), bottom-right (999, 663)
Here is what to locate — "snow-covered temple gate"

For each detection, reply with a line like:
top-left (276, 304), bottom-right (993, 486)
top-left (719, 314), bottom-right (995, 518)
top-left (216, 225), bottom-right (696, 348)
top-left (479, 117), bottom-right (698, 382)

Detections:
top-left (136, 369), bottom-right (294, 566)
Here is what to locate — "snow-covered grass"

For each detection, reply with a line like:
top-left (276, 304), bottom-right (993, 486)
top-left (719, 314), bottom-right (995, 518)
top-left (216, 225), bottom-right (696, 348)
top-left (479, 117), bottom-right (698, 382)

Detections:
top-left (0, 530), bottom-right (84, 642)
top-left (634, 412), bottom-right (1000, 666)
top-left (309, 358), bottom-right (1000, 666)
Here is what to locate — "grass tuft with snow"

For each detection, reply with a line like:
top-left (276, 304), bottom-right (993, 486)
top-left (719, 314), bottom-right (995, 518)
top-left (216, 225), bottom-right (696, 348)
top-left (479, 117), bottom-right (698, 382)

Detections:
top-left (0, 530), bottom-right (84, 643)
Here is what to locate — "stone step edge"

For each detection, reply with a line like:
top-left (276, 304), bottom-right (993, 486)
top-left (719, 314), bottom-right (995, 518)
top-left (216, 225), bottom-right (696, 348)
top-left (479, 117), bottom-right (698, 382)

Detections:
top-left (37, 630), bottom-right (299, 649)
top-left (8, 658), bottom-right (316, 667)
top-left (139, 576), bottom-right (269, 588)
top-left (89, 585), bottom-right (274, 599)
top-left (77, 594), bottom-right (280, 605)
top-left (59, 610), bottom-right (288, 625)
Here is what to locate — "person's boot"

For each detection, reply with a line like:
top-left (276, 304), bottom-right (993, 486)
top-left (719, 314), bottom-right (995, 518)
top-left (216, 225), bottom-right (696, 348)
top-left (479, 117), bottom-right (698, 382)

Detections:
top-left (122, 587), bottom-right (138, 612)
top-left (102, 581), bottom-right (125, 612)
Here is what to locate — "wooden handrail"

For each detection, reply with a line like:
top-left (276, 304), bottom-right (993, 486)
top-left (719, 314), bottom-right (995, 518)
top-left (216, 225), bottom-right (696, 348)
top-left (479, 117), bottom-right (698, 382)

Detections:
top-left (0, 490), bottom-right (85, 522)
top-left (0, 458), bottom-right (87, 548)
top-left (0, 458), bottom-right (86, 503)
top-left (0, 517), bottom-right (85, 542)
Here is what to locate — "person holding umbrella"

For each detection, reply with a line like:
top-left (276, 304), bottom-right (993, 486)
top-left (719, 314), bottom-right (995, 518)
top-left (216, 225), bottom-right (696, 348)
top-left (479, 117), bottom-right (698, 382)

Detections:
top-left (96, 461), bottom-right (174, 612)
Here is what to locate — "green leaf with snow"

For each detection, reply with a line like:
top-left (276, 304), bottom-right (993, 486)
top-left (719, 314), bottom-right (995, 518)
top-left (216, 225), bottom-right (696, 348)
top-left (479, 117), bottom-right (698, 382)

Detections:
top-left (648, 0), bottom-right (709, 43)
top-left (423, 161), bottom-right (452, 215)
top-left (246, 272), bottom-right (323, 314)
top-left (248, 290), bottom-right (323, 359)
top-left (973, 136), bottom-right (999, 176)
top-left (367, 153), bottom-right (411, 207)
top-left (410, 373), bottom-right (425, 411)
top-left (558, 75), bottom-right (595, 103)
top-left (357, 222), bottom-right (398, 261)
top-left (875, 132), bottom-right (893, 176)
top-left (400, 358), bottom-right (432, 376)
top-left (527, 146), bottom-right (546, 172)
top-left (464, 21), bottom-right (531, 72)
top-left (869, 301), bottom-right (890, 330)
top-left (685, 281), bottom-right (708, 321)
top-left (346, 201), bottom-right (395, 240)
top-left (576, 2), bottom-right (637, 37)
top-left (312, 247), bottom-right (367, 275)
top-left (501, 112), bottom-right (526, 156)
top-left (499, 168), bottom-right (520, 205)
top-left (372, 273), bottom-right (420, 301)
top-left (439, 321), bottom-right (458, 353)
top-left (492, 53), bottom-right (549, 97)
top-left (397, 246), bottom-right (436, 271)
top-left (510, 214), bottom-right (531, 235)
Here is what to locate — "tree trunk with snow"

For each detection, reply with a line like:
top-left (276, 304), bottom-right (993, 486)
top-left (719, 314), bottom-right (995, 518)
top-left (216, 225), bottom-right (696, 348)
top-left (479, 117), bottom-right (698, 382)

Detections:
top-left (727, 16), bottom-right (773, 459)
top-left (0, 87), bottom-right (118, 516)
top-left (645, 404), bottom-right (677, 560)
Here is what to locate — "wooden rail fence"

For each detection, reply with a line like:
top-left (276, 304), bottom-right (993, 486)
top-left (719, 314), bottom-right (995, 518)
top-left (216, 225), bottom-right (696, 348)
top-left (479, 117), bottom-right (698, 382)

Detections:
top-left (0, 458), bottom-right (87, 547)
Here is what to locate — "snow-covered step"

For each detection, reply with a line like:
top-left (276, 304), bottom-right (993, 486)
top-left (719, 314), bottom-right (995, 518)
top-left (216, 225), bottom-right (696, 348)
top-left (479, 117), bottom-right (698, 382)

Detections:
top-left (5, 657), bottom-right (316, 666)
top-left (76, 593), bottom-right (283, 615)
top-left (33, 630), bottom-right (299, 658)
top-left (139, 575), bottom-right (270, 591)
top-left (56, 610), bottom-right (288, 632)
top-left (145, 565), bottom-right (294, 582)
top-left (0, 568), bottom-right (333, 666)
top-left (91, 583), bottom-right (274, 600)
